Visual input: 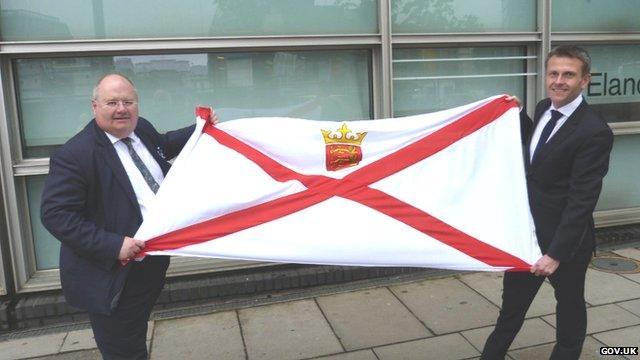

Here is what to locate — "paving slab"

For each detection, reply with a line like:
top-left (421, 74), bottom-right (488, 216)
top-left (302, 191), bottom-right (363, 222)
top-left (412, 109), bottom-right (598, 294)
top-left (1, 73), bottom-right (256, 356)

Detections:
top-left (542, 303), bottom-right (640, 334)
top-left (618, 299), bottom-right (640, 317)
top-left (60, 321), bottom-right (153, 353)
top-left (458, 272), bottom-right (556, 317)
top-left (31, 348), bottom-right (103, 360)
top-left (508, 336), bottom-right (626, 360)
top-left (373, 333), bottom-right (479, 360)
top-left (239, 299), bottom-right (342, 360)
top-left (592, 324), bottom-right (640, 349)
top-left (621, 272), bottom-right (640, 284)
top-left (612, 247), bottom-right (640, 261)
top-left (584, 268), bottom-right (640, 305)
top-left (390, 277), bottom-right (499, 334)
top-left (0, 333), bottom-right (66, 360)
top-left (150, 311), bottom-right (244, 360)
top-left (60, 328), bottom-right (96, 353)
top-left (316, 287), bottom-right (430, 350)
top-left (314, 349), bottom-right (378, 360)
top-left (462, 318), bottom-right (556, 351)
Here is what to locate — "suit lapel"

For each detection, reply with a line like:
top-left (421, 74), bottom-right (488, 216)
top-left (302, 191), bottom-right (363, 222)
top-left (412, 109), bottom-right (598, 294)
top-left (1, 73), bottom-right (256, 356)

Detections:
top-left (527, 99), bottom-right (550, 147)
top-left (92, 121), bottom-right (141, 214)
top-left (136, 130), bottom-right (171, 175)
top-left (525, 99), bottom-right (549, 169)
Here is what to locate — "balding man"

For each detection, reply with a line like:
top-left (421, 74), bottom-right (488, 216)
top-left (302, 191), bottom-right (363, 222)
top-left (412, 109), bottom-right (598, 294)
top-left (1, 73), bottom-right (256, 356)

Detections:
top-left (41, 74), bottom-right (216, 359)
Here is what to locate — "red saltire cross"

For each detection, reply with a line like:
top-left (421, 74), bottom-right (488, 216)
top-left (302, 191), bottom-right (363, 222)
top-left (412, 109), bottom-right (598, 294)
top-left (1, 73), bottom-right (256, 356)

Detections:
top-left (140, 96), bottom-right (531, 271)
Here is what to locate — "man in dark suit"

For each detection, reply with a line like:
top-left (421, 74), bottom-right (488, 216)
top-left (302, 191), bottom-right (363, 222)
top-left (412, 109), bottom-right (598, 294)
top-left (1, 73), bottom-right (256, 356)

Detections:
top-left (41, 73), bottom-right (216, 359)
top-left (481, 46), bottom-right (614, 359)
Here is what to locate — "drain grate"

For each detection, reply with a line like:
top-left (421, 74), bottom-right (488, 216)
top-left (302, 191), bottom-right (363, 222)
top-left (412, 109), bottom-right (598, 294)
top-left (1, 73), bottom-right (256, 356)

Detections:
top-left (591, 256), bottom-right (640, 274)
top-left (0, 322), bottom-right (90, 341)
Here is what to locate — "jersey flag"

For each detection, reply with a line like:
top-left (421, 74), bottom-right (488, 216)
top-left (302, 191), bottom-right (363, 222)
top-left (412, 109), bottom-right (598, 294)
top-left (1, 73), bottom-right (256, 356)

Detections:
top-left (135, 95), bottom-right (541, 271)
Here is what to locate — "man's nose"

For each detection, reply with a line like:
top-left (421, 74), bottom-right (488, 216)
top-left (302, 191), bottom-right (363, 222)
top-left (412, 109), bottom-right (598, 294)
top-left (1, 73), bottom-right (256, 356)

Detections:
top-left (555, 74), bottom-right (567, 83)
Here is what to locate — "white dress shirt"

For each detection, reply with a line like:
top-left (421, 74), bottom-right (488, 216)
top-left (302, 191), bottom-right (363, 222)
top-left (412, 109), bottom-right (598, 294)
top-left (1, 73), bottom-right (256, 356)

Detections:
top-left (105, 132), bottom-right (164, 221)
top-left (529, 95), bottom-right (584, 162)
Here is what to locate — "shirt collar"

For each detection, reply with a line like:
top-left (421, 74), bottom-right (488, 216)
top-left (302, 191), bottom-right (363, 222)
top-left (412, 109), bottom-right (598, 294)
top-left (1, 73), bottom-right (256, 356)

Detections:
top-left (104, 131), bottom-right (140, 145)
top-left (551, 95), bottom-right (583, 118)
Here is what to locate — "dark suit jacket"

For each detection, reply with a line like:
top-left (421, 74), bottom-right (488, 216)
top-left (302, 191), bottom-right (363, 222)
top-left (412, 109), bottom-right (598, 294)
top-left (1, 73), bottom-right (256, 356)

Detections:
top-left (41, 117), bottom-right (194, 315)
top-left (523, 98), bottom-right (613, 262)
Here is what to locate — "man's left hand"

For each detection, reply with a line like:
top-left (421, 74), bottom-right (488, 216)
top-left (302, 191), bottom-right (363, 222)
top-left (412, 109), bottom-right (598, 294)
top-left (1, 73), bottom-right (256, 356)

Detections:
top-left (530, 254), bottom-right (560, 276)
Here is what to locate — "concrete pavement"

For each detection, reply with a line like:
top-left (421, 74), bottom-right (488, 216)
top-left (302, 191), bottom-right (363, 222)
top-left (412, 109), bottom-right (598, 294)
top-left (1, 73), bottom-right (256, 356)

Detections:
top-left (1, 245), bottom-right (639, 360)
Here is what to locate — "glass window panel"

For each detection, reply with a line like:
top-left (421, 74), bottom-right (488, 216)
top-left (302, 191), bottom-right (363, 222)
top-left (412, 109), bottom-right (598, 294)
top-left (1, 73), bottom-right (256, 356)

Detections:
top-left (582, 44), bottom-right (640, 123)
top-left (596, 135), bottom-right (640, 211)
top-left (552, 0), bottom-right (640, 32)
top-left (0, 0), bottom-right (377, 41)
top-left (26, 175), bottom-right (60, 270)
top-left (15, 50), bottom-right (372, 158)
top-left (393, 46), bottom-right (529, 116)
top-left (392, 0), bottom-right (536, 33)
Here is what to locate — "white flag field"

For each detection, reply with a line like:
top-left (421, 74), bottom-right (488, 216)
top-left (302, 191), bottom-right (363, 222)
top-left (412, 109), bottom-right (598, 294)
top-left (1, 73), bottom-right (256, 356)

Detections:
top-left (135, 95), bottom-right (541, 271)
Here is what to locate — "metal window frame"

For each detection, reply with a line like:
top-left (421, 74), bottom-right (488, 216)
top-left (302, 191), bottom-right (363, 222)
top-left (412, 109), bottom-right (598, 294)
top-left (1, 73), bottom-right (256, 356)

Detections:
top-left (595, 208), bottom-right (640, 228)
top-left (0, 57), bottom-right (53, 292)
top-left (545, 0), bottom-right (640, 222)
top-left (547, 7), bottom-right (640, 224)
top-left (0, 59), bottom-right (27, 294)
top-left (389, 40), bottom-right (541, 118)
top-left (547, 35), bottom-right (640, 135)
top-left (378, 0), bottom-right (393, 117)
top-left (0, 74), bottom-right (11, 295)
top-left (0, 199), bottom-right (7, 295)
top-left (0, 35), bottom-right (382, 55)
top-left (1, 35), bottom-right (385, 293)
top-left (0, 237), bottom-right (7, 295)
top-left (1, 0), bottom-right (640, 293)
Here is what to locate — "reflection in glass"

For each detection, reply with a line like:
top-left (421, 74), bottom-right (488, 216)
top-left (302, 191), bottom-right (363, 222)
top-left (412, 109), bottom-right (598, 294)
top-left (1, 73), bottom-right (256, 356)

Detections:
top-left (392, 0), bottom-right (536, 33)
top-left (26, 176), bottom-right (60, 270)
top-left (582, 45), bottom-right (640, 123)
top-left (393, 47), bottom-right (528, 116)
top-left (552, 0), bottom-right (640, 32)
top-left (596, 135), bottom-right (640, 211)
top-left (0, 0), bottom-right (377, 41)
top-left (15, 50), bottom-right (372, 158)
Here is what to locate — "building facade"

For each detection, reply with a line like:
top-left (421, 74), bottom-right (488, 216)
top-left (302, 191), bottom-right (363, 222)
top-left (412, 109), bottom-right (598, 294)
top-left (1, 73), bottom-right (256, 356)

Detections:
top-left (0, 0), bottom-right (639, 300)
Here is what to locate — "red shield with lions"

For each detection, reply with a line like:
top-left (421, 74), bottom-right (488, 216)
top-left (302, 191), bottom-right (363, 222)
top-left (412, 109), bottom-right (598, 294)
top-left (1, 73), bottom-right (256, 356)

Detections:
top-left (325, 144), bottom-right (362, 171)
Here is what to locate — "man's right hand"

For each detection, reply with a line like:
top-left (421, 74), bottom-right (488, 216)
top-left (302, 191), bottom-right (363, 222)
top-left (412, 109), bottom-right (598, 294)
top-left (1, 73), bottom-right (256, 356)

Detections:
top-left (118, 236), bottom-right (145, 261)
top-left (504, 95), bottom-right (521, 107)
top-left (530, 254), bottom-right (560, 277)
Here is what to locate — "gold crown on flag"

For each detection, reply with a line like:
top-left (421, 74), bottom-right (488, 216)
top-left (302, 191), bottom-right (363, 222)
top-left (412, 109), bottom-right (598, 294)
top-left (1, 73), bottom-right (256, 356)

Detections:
top-left (321, 123), bottom-right (367, 145)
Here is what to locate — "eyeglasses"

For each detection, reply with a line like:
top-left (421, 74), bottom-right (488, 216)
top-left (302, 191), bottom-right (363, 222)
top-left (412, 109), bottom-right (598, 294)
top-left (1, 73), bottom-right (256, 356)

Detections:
top-left (99, 100), bottom-right (138, 109)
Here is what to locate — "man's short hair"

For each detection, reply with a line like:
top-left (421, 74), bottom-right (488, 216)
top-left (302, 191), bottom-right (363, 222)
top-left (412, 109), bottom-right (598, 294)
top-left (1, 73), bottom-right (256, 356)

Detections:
top-left (92, 73), bottom-right (137, 101)
top-left (546, 45), bottom-right (591, 75)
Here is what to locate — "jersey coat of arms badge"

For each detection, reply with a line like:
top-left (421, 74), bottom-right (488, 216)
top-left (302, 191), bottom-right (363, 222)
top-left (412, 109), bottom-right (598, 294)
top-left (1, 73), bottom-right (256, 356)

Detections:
top-left (321, 123), bottom-right (367, 171)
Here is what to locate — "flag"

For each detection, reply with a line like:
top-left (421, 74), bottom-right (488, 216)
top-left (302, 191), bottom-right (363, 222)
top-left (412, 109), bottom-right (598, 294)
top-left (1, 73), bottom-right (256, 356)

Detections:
top-left (135, 95), bottom-right (541, 271)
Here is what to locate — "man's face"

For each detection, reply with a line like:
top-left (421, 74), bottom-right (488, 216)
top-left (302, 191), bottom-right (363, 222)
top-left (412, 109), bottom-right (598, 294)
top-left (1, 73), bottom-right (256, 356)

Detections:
top-left (91, 75), bottom-right (139, 138)
top-left (545, 55), bottom-right (591, 109)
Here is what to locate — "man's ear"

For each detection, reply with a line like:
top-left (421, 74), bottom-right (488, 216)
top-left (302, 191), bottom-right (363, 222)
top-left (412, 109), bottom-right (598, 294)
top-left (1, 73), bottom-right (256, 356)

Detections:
top-left (580, 73), bottom-right (592, 90)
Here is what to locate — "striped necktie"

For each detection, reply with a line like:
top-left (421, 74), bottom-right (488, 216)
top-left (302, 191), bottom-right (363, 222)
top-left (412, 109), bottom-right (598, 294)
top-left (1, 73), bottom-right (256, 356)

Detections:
top-left (121, 137), bottom-right (160, 193)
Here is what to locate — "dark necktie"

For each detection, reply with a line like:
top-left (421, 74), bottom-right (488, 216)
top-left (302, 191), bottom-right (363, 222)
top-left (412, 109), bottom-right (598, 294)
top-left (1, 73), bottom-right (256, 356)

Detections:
top-left (532, 110), bottom-right (563, 162)
top-left (121, 137), bottom-right (160, 193)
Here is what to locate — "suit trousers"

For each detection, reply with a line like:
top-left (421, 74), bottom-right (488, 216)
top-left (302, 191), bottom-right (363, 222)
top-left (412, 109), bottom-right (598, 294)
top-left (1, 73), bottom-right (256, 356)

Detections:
top-left (481, 248), bottom-right (592, 360)
top-left (89, 256), bottom-right (168, 360)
